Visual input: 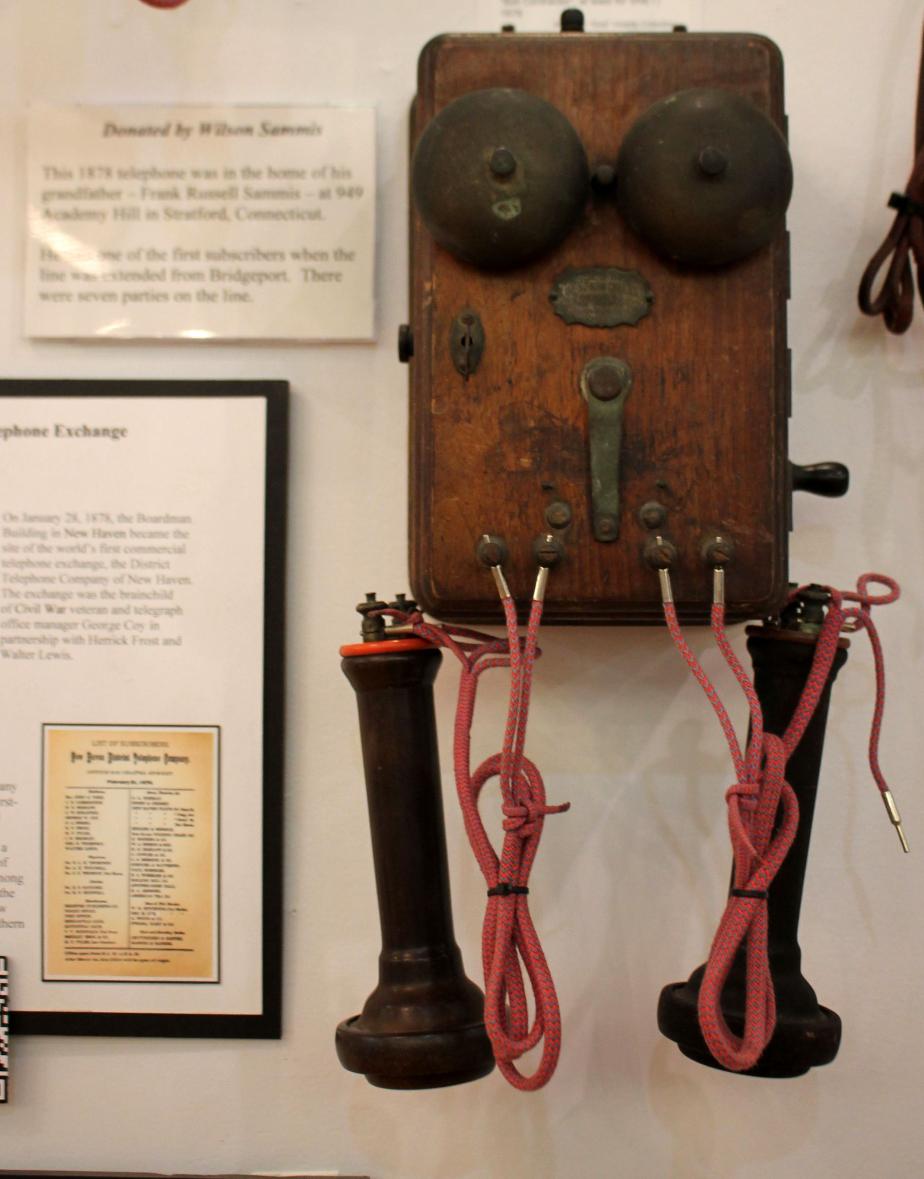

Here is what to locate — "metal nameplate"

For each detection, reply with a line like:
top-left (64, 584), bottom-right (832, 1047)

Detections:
top-left (549, 266), bottom-right (654, 327)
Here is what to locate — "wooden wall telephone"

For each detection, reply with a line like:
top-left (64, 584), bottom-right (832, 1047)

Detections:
top-left (402, 20), bottom-right (846, 621)
top-left (336, 17), bottom-right (893, 1094)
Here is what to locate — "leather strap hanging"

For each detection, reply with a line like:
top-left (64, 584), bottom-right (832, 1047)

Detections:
top-left (858, 21), bottom-right (924, 333)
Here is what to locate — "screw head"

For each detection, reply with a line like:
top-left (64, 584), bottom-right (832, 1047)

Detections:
top-left (701, 535), bottom-right (736, 567)
top-left (638, 501), bottom-right (667, 530)
top-left (534, 533), bottom-right (565, 567)
top-left (545, 500), bottom-right (572, 529)
top-left (644, 536), bottom-right (677, 570)
top-left (476, 534), bottom-right (509, 568)
top-left (595, 513), bottom-right (618, 540)
top-left (489, 147), bottom-right (517, 178)
top-left (584, 358), bottom-right (631, 402)
top-left (593, 163), bottom-right (617, 188)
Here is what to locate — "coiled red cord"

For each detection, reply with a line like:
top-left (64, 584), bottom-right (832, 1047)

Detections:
top-left (383, 601), bottom-right (569, 1090)
top-left (662, 574), bottom-right (900, 1071)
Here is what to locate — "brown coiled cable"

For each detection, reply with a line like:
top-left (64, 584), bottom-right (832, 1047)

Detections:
top-left (858, 22), bottom-right (924, 333)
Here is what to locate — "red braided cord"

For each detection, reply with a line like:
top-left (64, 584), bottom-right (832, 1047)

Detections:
top-left (661, 601), bottom-right (746, 778)
top-left (382, 603), bottom-right (570, 1090)
top-left (824, 574), bottom-right (900, 796)
top-left (700, 734), bottom-right (799, 1069)
top-left (711, 604), bottom-right (763, 784)
top-left (663, 573), bottom-right (900, 1071)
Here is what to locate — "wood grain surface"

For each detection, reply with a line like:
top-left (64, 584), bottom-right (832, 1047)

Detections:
top-left (407, 31), bottom-right (790, 624)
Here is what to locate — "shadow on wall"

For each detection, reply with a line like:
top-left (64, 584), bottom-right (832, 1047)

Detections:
top-left (647, 1037), bottom-right (820, 1179)
top-left (346, 1078), bottom-right (560, 1179)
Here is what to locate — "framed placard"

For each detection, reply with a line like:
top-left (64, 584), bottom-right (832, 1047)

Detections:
top-left (0, 380), bottom-right (286, 1036)
top-left (25, 104), bottom-right (375, 341)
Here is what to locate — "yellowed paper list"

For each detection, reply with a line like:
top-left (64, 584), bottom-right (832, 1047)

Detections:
top-left (43, 726), bottom-right (218, 981)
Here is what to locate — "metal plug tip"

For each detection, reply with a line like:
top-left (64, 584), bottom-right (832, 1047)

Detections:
top-left (533, 565), bottom-right (550, 603)
top-left (713, 565), bottom-right (726, 607)
top-left (658, 566), bottom-right (673, 605)
top-left (491, 565), bottom-right (511, 601)
top-left (882, 789), bottom-right (910, 853)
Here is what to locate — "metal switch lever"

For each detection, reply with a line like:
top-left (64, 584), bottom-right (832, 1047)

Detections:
top-left (580, 357), bottom-right (632, 542)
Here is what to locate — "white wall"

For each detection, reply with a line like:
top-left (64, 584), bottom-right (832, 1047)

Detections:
top-left (2, 2), bottom-right (923, 1176)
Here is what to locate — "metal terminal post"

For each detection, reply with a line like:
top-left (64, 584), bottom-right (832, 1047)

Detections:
top-left (476, 533), bottom-right (508, 567)
top-left (702, 535), bottom-right (734, 606)
top-left (780, 584), bottom-right (831, 636)
top-left (532, 533), bottom-right (563, 601)
top-left (476, 533), bottom-right (512, 599)
top-left (382, 592), bottom-right (419, 636)
top-left (357, 592), bottom-right (388, 642)
top-left (881, 789), bottom-right (910, 853)
top-left (702, 534), bottom-right (736, 570)
top-left (644, 534), bottom-right (676, 604)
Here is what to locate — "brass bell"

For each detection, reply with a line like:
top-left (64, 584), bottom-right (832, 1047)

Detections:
top-left (411, 88), bottom-right (590, 270)
top-left (616, 88), bottom-right (793, 267)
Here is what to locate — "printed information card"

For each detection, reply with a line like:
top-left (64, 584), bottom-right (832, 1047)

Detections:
top-left (0, 383), bottom-right (284, 1034)
top-left (43, 725), bottom-right (218, 982)
top-left (25, 105), bottom-right (375, 341)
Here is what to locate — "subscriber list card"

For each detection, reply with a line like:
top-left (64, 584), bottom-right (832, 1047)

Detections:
top-left (25, 105), bottom-right (375, 341)
top-left (43, 727), bottom-right (218, 983)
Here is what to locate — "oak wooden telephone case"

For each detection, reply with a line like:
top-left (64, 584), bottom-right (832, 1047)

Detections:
top-left (404, 26), bottom-right (820, 623)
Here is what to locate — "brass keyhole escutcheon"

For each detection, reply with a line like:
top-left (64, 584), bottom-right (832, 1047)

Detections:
top-left (450, 310), bottom-right (485, 379)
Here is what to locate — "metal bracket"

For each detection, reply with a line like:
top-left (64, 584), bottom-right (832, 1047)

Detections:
top-left (580, 357), bottom-right (632, 542)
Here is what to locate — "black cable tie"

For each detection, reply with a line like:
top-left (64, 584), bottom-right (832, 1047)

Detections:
top-left (888, 191), bottom-right (924, 219)
top-left (730, 887), bottom-right (768, 900)
top-left (487, 883), bottom-right (529, 897)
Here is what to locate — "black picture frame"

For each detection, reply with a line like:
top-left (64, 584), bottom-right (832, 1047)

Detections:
top-left (2, 380), bottom-right (286, 1038)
